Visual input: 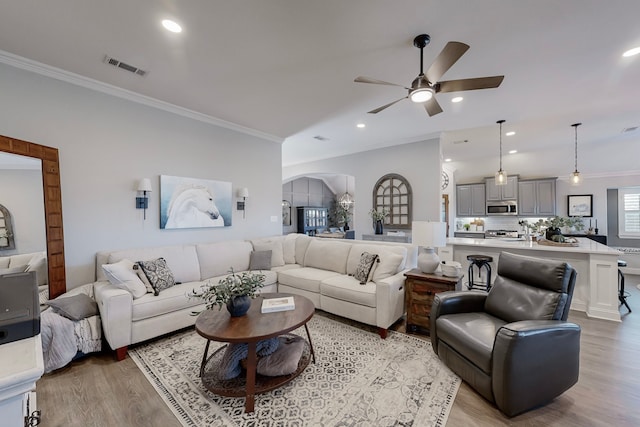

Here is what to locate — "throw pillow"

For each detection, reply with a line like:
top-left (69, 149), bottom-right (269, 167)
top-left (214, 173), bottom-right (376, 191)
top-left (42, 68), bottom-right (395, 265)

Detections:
top-left (252, 240), bottom-right (285, 267)
top-left (133, 263), bottom-right (154, 294)
top-left (257, 335), bottom-right (305, 376)
top-left (46, 293), bottom-right (98, 321)
top-left (249, 250), bottom-right (272, 271)
top-left (353, 252), bottom-right (378, 284)
top-left (102, 259), bottom-right (147, 299)
top-left (372, 252), bottom-right (404, 282)
top-left (136, 258), bottom-right (176, 296)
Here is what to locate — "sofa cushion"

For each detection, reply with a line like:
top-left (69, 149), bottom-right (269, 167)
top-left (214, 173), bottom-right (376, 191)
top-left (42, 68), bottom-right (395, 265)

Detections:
top-left (105, 245), bottom-right (201, 284)
top-left (277, 267), bottom-right (342, 293)
top-left (102, 259), bottom-right (148, 299)
top-left (251, 238), bottom-right (285, 267)
top-left (353, 252), bottom-right (378, 284)
top-left (196, 241), bottom-right (252, 279)
top-left (132, 282), bottom-right (204, 321)
top-left (283, 234), bottom-right (298, 264)
top-left (436, 312), bottom-right (507, 374)
top-left (8, 252), bottom-right (39, 268)
top-left (303, 239), bottom-right (351, 274)
top-left (320, 275), bottom-right (377, 307)
top-left (0, 265), bottom-right (26, 275)
top-left (137, 258), bottom-right (176, 295)
top-left (294, 234), bottom-right (312, 265)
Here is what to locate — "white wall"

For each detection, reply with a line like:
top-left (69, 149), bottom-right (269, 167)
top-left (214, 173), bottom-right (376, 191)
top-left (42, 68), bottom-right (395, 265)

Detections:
top-left (0, 62), bottom-right (283, 288)
top-left (0, 169), bottom-right (46, 254)
top-left (283, 138), bottom-right (441, 238)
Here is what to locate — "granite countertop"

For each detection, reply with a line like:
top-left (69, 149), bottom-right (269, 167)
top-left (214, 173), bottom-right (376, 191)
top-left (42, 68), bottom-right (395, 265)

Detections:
top-left (446, 237), bottom-right (622, 256)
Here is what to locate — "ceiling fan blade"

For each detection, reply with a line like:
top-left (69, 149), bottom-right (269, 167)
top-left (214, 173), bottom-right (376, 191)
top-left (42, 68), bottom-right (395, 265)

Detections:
top-left (424, 97), bottom-right (443, 117)
top-left (437, 76), bottom-right (505, 93)
top-left (425, 41), bottom-right (470, 84)
top-left (355, 76), bottom-right (407, 88)
top-left (368, 96), bottom-right (408, 114)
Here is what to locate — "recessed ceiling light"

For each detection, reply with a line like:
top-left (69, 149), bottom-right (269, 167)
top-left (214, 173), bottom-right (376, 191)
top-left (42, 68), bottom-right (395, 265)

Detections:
top-left (162, 19), bottom-right (182, 33)
top-left (506, 131), bottom-right (516, 136)
top-left (356, 123), bottom-right (366, 128)
top-left (508, 150), bottom-right (518, 154)
top-left (451, 97), bottom-right (463, 103)
top-left (622, 46), bottom-right (640, 57)
top-left (444, 158), bottom-right (452, 162)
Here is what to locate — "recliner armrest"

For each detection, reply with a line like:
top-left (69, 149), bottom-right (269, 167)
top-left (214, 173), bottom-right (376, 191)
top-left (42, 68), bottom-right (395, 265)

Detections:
top-left (492, 320), bottom-right (581, 417)
top-left (430, 291), bottom-right (488, 351)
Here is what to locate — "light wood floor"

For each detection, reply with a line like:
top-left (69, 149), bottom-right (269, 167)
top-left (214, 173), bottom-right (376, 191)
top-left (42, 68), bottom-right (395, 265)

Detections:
top-left (37, 278), bottom-right (640, 427)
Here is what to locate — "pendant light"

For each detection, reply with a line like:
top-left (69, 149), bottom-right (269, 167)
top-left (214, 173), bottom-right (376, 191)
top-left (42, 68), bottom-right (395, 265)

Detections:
top-left (570, 123), bottom-right (582, 186)
top-left (494, 119), bottom-right (507, 186)
top-left (338, 176), bottom-right (354, 209)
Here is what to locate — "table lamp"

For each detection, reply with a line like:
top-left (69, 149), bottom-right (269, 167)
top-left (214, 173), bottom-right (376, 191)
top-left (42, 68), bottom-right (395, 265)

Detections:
top-left (412, 221), bottom-right (447, 274)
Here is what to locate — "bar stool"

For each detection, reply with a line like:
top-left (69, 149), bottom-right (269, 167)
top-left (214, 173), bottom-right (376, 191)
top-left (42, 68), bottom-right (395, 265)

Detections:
top-left (467, 255), bottom-right (493, 292)
top-left (618, 259), bottom-right (631, 312)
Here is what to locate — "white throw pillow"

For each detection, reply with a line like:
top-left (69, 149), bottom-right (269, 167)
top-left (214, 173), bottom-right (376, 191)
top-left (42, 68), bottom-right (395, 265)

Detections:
top-left (102, 259), bottom-right (147, 299)
top-left (372, 252), bottom-right (404, 282)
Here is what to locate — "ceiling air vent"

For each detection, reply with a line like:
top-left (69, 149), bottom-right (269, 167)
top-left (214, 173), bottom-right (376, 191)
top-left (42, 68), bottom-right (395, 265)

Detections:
top-left (313, 135), bottom-right (330, 141)
top-left (103, 55), bottom-right (147, 76)
top-left (452, 139), bottom-right (469, 144)
top-left (622, 126), bottom-right (638, 133)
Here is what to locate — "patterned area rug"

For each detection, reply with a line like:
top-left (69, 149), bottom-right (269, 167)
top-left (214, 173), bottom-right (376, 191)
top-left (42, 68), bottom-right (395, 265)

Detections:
top-left (130, 314), bottom-right (460, 426)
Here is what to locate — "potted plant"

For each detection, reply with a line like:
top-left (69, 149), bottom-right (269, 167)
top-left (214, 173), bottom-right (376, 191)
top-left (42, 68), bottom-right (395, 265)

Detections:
top-left (542, 216), bottom-right (585, 240)
top-left (369, 208), bottom-right (389, 234)
top-left (189, 268), bottom-right (266, 317)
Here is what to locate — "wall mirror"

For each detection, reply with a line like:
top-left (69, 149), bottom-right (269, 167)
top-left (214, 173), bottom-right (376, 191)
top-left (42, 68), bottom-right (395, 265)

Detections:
top-left (0, 134), bottom-right (66, 298)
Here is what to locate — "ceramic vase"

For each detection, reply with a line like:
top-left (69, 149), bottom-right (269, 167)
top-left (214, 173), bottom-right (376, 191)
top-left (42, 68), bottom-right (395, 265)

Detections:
top-left (375, 220), bottom-right (384, 235)
top-left (226, 295), bottom-right (251, 317)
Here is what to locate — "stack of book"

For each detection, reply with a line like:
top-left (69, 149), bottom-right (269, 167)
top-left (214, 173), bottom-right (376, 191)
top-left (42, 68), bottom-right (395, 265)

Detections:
top-left (261, 296), bottom-right (295, 313)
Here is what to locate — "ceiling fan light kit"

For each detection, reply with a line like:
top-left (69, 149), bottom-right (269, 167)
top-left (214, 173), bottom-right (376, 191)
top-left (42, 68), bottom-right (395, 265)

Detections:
top-left (354, 33), bottom-right (504, 117)
top-left (495, 119), bottom-right (507, 186)
top-left (570, 123), bottom-right (582, 186)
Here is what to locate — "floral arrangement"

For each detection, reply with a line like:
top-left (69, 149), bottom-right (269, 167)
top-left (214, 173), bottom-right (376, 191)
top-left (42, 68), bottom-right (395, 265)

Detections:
top-left (369, 208), bottom-right (390, 221)
top-left (189, 268), bottom-right (265, 312)
top-left (519, 216), bottom-right (585, 235)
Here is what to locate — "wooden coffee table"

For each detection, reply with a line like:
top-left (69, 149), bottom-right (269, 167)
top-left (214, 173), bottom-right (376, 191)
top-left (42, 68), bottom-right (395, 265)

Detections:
top-left (195, 293), bottom-right (315, 413)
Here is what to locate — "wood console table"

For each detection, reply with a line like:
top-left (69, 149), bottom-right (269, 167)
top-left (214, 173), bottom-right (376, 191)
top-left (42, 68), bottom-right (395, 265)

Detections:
top-left (404, 269), bottom-right (462, 335)
top-left (195, 293), bottom-right (315, 413)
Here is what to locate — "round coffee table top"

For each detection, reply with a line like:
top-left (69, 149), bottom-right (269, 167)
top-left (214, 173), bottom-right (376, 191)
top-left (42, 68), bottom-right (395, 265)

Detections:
top-left (195, 293), bottom-right (315, 343)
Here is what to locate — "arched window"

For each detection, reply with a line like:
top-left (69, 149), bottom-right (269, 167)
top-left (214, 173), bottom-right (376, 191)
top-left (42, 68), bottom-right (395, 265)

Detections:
top-left (372, 174), bottom-right (412, 229)
top-left (0, 204), bottom-right (15, 250)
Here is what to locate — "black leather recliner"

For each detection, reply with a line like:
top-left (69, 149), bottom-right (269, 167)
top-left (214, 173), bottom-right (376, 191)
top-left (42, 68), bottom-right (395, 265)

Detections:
top-left (430, 251), bottom-right (580, 417)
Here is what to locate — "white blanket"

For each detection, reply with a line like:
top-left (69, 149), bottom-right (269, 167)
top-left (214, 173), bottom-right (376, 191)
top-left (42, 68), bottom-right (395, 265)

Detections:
top-left (41, 309), bottom-right (77, 373)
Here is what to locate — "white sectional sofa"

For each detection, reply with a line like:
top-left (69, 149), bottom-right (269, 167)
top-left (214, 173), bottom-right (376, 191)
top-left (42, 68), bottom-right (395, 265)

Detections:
top-left (93, 234), bottom-right (417, 360)
top-left (0, 251), bottom-right (48, 301)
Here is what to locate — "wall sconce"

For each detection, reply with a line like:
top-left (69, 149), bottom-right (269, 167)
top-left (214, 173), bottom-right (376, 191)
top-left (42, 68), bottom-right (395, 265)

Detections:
top-left (237, 187), bottom-right (249, 218)
top-left (136, 178), bottom-right (152, 220)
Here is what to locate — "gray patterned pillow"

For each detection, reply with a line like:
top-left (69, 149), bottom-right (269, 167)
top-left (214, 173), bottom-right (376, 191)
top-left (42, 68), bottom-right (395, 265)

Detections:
top-left (354, 252), bottom-right (378, 284)
top-left (136, 258), bottom-right (176, 295)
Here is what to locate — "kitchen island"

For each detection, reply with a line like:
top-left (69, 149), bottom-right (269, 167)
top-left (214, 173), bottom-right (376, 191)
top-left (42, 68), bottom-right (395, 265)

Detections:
top-left (439, 237), bottom-right (623, 322)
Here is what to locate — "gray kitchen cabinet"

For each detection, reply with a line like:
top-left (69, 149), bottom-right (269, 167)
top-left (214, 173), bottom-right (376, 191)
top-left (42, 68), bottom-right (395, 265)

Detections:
top-left (485, 176), bottom-right (518, 201)
top-left (456, 184), bottom-right (485, 217)
top-left (518, 179), bottom-right (556, 216)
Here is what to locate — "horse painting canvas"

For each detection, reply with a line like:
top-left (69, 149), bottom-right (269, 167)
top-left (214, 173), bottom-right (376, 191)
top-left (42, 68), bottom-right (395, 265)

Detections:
top-left (160, 175), bottom-right (232, 229)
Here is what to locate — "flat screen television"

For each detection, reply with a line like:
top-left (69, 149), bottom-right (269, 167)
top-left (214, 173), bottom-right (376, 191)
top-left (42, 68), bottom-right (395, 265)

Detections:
top-left (0, 271), bottom-right (40, 345)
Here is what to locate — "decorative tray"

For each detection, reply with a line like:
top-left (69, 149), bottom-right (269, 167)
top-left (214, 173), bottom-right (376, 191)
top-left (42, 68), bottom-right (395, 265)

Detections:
top-left (537, 238), bottom-right (580, 247)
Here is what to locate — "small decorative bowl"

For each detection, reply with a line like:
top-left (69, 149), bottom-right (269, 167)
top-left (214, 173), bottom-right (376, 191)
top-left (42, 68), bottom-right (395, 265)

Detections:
top-left (441, 261), bottom-right (462, 277)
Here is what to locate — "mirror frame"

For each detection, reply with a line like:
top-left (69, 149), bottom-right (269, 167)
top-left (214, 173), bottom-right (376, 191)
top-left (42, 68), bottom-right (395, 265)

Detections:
top-left (0, 134), bottom-right (66, 298)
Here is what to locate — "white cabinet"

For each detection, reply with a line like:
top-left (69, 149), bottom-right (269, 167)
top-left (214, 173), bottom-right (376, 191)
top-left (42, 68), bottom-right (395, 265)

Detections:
top-left (0, 336), bottom-right (43, 427)
top-left (518, 179), bottom-right (556, 216)
top-left (485, 176), bottom-right (518, 201)
top-left (456, 184), bottom-right (485, 217)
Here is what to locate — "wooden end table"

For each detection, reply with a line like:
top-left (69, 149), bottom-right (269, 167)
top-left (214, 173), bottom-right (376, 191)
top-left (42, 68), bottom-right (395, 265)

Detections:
top-left (194, 293), bottom-right (316, 413)
top-left (404, 269), bottom-right (463, 335)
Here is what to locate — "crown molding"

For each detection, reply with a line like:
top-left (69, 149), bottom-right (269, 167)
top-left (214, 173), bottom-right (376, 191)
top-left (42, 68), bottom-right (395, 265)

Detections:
top-left (0, 50), bottom-right (284, 144)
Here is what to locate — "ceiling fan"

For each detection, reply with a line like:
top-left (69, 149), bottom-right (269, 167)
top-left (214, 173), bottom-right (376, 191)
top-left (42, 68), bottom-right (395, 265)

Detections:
top-left (355, 34), bottom-right (504, 116)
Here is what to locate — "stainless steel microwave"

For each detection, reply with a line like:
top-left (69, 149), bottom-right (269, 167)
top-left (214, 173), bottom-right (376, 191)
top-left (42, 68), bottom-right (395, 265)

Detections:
top-left (486, 201), bottom-right (517, 216)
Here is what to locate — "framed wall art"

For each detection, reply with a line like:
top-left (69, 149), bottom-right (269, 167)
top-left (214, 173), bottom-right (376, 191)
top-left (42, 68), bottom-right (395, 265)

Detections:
top-left (160, 175), bottom-right (232, 229)
top-left (567, 194), bottom-right (593, 217)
